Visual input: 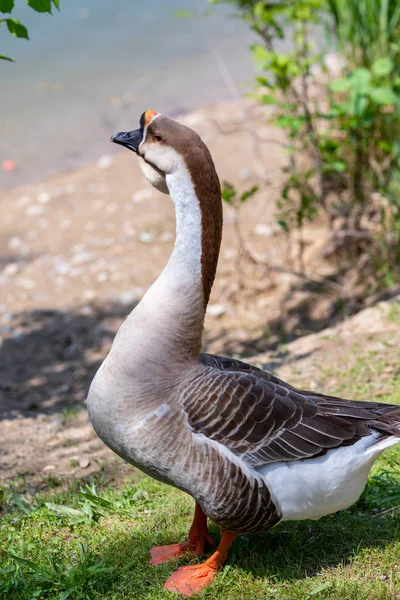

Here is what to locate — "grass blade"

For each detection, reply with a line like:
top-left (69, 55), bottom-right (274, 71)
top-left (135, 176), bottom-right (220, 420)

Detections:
top-left (8, 554), bottom-right (54, 582)
top-left (12, 492), bottom-right (32, 514)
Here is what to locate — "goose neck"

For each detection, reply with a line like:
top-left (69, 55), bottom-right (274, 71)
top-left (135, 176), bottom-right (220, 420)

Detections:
top-left (166, 159), bottom-right (222, 312)
top-left (112, 157), bottom-right (222, 370)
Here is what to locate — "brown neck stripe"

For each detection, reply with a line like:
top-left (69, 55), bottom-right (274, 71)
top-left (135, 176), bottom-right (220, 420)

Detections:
top-left (184, 149), bottom-right (222, 308)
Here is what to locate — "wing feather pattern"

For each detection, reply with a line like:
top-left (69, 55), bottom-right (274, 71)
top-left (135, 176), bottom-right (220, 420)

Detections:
top-left (177, 353), bottom-right (400, 468)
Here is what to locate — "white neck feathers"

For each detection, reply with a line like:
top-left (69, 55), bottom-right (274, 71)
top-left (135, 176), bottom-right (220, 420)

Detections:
top-left (165, 162), bottom-right (203, 281)
top-left (111, 156), bottom-right (206, 370)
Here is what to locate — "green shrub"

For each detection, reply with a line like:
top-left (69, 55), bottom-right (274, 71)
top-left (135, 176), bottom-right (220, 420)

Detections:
top-left (213, 0), bottom-right (400, 289)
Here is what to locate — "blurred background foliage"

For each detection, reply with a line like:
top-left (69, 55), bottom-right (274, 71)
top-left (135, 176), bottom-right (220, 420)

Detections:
top-left (214, 0), bottom-right (400, 293)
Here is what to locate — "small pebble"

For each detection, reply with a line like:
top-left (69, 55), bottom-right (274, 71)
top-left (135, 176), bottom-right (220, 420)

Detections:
top-left (160, 231), bottom-right (174, 242)
top-left (3, 263), bottom-right (19, 277)
top-left (79, 457), bottom-right (90, 469)
top-left (132, 188), bottom-right (152, 203)
top-left (84, 290), bottom-right (96, 300)
top-left (65, 183), bottom-right (76, 194)
top-left (43, 465), bottom-right (56, 472)
top-left (254, 223), bottom-right (278, 237)
top-left (119, 291), bottom-right (135, 305)
top-left (68, 267), bottom-right (84, 278)
top-left (181, 113), bottom-right (204, 127)
top-left (106, 203), bottom-right (118, 214)
top-left (8, 236), bottom-right (22, 250)
top-left (18, 279), bottom-right (35, 289)
top-left (16, 195), bottom-right (31, 207)
top-left (224, 249), bottom-right (236, 261)
top-left (239, 168), bottom-right (252, 180)
top-left (47, 416), bottom-right (64, 433)
top-left (97, 154), bottom-right (113, 169)
top-left (26, 204), bottom-right (45, 216)
top-left (139, 232), bottom-right (155, 243)
top-left (37, 191), bottom-right (51, 204)
top-left (207, 304), bottom-right (227, 317)
top-left (97, 271), bottom-right (109, 283)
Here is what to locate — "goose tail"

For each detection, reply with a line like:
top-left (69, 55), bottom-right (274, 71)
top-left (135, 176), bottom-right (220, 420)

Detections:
top-left (371, 405), bottom-right (400, 438)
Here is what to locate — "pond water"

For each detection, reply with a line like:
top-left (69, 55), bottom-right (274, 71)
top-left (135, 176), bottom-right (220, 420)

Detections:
top-left (0, 0), bottom-right (256, 187)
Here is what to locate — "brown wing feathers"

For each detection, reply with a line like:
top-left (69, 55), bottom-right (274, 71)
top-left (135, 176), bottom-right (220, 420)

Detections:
top-left (184, 353), bottom-right (400, 468)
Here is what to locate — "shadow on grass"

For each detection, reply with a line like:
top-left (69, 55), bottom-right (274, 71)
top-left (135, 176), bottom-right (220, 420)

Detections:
top-left (98, 498), bottom-right (400, 597)
top-left (95, 462), bottom-right (400, 594)
top-left (3, 466), bottom-right (400, 599)
top-left (237, 508), bottom-right (399, 580)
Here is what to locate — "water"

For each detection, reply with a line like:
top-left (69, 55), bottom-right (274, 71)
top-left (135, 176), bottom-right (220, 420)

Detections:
top-left (0, 0), bottom-right (256, 188)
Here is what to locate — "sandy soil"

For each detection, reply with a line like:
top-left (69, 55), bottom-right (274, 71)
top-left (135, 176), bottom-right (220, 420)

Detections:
top-left (1, 99), bottom-right (391, 487)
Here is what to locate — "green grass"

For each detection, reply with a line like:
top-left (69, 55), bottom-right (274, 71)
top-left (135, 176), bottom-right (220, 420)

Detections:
top-left (2, 345), bottom-right (400, 600)
top-left (319, 337), bottom-right (400, 404)
top-left (2, 460), bottom-right (400, 600)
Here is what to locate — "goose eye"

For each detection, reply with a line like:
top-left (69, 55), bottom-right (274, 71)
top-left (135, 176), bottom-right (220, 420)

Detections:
top-left (154, 134), bottom-right (162, 142)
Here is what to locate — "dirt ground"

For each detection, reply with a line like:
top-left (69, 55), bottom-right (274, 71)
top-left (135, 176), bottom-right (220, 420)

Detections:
top-left (1, 99), bottom-right (396, 486)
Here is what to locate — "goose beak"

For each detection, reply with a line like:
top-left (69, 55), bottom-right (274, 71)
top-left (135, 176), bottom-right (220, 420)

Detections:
top-left (111, 128), bottom-right (142, 153)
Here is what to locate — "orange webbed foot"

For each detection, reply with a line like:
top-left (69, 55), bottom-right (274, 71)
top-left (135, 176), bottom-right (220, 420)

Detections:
top-left (149, 543), bottom-right (195, 565)
top-left (149, 533), bottom-right (214, 566)
top-left (163, 563), bottom-right (217, 597)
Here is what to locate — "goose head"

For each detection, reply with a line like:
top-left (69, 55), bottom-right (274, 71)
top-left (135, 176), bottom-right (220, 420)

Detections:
top-left (111, 110), bottom-right (202, 195)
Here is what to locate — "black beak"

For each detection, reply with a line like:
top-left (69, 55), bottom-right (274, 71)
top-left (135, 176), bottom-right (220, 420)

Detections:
top-left (110, 128), bottom-right (143, 153)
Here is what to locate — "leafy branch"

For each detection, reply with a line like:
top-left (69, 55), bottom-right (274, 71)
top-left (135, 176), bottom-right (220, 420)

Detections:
top-left (0, 0), bottom-right (60, 61)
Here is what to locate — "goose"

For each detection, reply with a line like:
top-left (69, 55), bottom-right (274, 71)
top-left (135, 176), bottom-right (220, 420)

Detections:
top-left (87, 110), bottom-right (400, 597)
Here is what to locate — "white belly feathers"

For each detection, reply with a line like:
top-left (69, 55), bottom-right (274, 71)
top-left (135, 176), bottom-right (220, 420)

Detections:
top-left (258, 433), bottom-right (400, 521)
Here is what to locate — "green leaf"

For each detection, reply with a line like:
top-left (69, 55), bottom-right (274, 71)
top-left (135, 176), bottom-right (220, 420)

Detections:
top-left (0, 565), bottom-right (16, 573)
top-left (52, 0), bottom-right (59, 8)
top-left (348, 92), bottom-right (368, 117)
top-left (6, 18), bottom-right (29, 39)
top-left (378, 140), bottom-right (392, 153)
top-left (8, 555), bottom-right (54, 582)
top-left (329, 77), bottom-right (351, 93)
top-left (331, 160), bottom-right (346, 172)
top-left (26, 0), bottom-right (52, 13)
top-left (349, 68), bottom-right (371, 93)
top-left (221, 181), bottom-right (236, 204)
top-left (0, 53), bottom-right (14, 61)
top-left (278, 219), bottom-right (289, 232)
top-left (275, 115), bottom-right (304, 135)
top-left (240, 185), bottom-right (259, 203)
top-left (12, 492), bottom-right (32, 514)
top-left (251, 44), bottom-right (270, 63)
top-left (369, 87), bottom-right (398, 105)
top-left (45, 502), bottom-right (87, 522)
top-left (59, 590), bottom-right (75, 600)
top-left (0, 0), bottom-right (14, 13)
top-left (255, 76), bottom-right (269, 87)
top-left (79, 491), bottom-right (113, 509)
top-left (371, 57), bottom-right (393, 78)
top-left (260, 93), bottom-right (278, 105)
top-left (306, 581), bottom-right (331, 598)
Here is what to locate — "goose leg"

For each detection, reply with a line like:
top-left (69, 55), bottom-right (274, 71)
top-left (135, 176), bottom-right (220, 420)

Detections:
top-left (163, 529), bottom-right (236, 597)
top-left (149, 503), bottom-right (214, 565)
